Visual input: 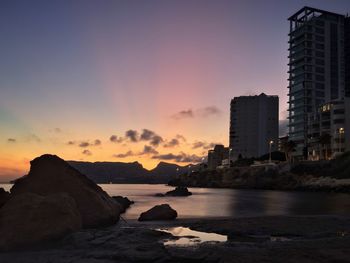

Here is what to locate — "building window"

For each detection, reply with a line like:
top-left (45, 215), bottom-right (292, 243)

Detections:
top-left (315, 59), bottom-right (324, 65)
top-left (333, 119), bottom-right (345, 124)
top-left (315, 83), bottom-right (325, 90)
top-left (315, 43), bottom-right (324, 50)
top-left (315, 67), bottom-right (324, 74)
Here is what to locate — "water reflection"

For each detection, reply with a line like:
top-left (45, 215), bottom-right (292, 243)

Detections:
top-left (158, 227), bottom-right (227, 246)
top-left (1, 184), bottom-right (350, 219)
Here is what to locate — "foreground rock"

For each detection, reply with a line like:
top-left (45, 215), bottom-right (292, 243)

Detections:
top-left (138, 204), bottom-right (177, 221)
top-left (166, 186), bottom-right (192, 196)
top-left (0, 216), bottom-right (350, 262)
top-left (10, 154), bottom-right (120, 228)
top-left (0, 192), bottom-right (81, 250)
top-left (0, 188), bottom-right (10, 207)
top-left (112, 196), bottom-right (134, 213)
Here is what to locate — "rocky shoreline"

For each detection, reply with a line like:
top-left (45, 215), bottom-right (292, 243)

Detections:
top-left (169, 163), bottom-right (350, 193)
top-left (0, 216), bottom-right (349, 262)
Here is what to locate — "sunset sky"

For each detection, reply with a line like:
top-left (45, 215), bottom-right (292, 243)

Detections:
top-left (1, 0), bottom-right (349, 181)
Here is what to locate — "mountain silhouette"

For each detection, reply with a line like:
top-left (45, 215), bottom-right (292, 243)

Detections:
top-left (68, 161), bottom-right (190, 184)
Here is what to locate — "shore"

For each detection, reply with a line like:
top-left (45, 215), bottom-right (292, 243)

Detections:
top-left (169, 162), bottom-right (350, 193)
top-left (1, 215), bottom-right (349, 262)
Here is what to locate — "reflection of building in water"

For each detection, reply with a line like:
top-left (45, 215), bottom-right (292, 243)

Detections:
top-left (307, 100), bottom-right (348, 160)
top-left (207, 145), bottom-right (229, 170)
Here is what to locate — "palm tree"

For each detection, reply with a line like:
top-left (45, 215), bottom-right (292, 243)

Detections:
top-left (318, 133), bottom-right (331, 160)
top-left (281, 140), bottom-right (296, 163)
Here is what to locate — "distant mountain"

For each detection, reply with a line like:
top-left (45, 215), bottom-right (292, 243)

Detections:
top-left (68, 161), bottom-right (190, 184)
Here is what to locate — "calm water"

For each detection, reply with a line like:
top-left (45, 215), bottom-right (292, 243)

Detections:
top-left (1, 183), bottom-right (350, 219)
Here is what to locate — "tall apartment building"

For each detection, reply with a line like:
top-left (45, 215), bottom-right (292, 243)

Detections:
top-left (229, 93), bottom-right (279, 159)
top-left (288, 7), bottom-right (350, 159)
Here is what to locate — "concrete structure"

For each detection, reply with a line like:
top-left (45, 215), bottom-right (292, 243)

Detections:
top-left (288, 7), bottom-right (350, 159)
top-left (229, 93), bottom-right (279, 159)
top-left (207, 145), bottom-right (229, 170)
top-left (278, 135), bottom-right (289, 152)
top-left (307, 100), bottom-right (347, 159)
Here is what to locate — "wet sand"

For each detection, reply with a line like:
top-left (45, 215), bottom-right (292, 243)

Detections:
top-left (1, 215), bottom-right (350, 262)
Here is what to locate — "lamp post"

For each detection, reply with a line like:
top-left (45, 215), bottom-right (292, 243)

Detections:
top-left (339, 128), bottom-right (344, 153)
top-left (269, 140), bottom-right (274, 163)
top-left (229, 148), bottom-right (232, 167)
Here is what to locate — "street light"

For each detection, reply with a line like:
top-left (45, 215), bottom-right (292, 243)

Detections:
top-left (339, 128), bottom-right (344, 153)
top-left (229, 148), bottom-right (232, 167)
top-left (269, 140), bottom-right (274, 163)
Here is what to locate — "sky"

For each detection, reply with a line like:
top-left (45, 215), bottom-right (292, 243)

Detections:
top-left (0, 0), bottom-right (349, 181)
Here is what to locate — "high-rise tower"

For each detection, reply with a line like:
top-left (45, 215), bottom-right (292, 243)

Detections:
top-left (288, 7), bottom-right (348, 158)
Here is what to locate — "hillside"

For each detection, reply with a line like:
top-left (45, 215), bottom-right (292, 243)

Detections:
top-left (68, 160), bottom-right (189, 184)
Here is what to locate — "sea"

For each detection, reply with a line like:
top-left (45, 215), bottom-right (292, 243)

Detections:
top-left (1, 183), bottom-right (350, 219)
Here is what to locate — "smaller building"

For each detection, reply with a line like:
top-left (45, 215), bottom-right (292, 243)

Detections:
top-left (230, 93), bottom-right (279, 159)
top-left (307, 100), bottom-right (347, 160)
top-left (207, 145), bottom-right (229, 170)
top-left (278, 135), bottom-right (289, 152)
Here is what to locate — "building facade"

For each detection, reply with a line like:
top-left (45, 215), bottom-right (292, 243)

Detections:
top-left (288, 7), bottom-right (350, 159)
top-left (207, 145), bottom-right (229, 170)
top-left (307, 100), bottom-right (347, 159)
top-left (229, 93), bottom-right (279, 159)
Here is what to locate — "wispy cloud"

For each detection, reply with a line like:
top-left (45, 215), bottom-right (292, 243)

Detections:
top-left (25, 134), bottom-right (41, 143)
top-left (141, 145), bottom-right (159, 155)
top-left (7, 138), bottom-right (16, 143)
top-left (110, 135), bottom-right (123, 143)
top-left (79, 141), bottom-right (90, 148)
top-left (164, 138), bottom-right (180, 148)
top-left (152, 152), bottom-right (204, 163)
top-left (197, 106), bottom-right (221, 117)
top-left (125, 130), bottom-right (139, 142)
top-left (171, 106), bottom-right (221, 120)
top-left (82, 149), bottom-right (92, 156)
top-left (192, 141), bottom-right (217, 150)
top-left (171, 109), bottom-right (194, 120)
top-left (113, 151), bottom-right (134, 158)
top-left (140, 129), bottom-right (163, 147)
top-left (94, 139), bottom-right (101, 146)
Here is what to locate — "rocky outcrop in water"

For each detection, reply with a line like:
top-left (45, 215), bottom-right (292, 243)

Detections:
top-left (165, 186), bottom-right (192, 196)
top-left (11, 154), bottom-right (121, 228)
top-left (112, 196), bottom-right (134, 213)
top-left (0, 192), bottom-right (81, 250)
top-left (138, 204), bottom-right (177, 221)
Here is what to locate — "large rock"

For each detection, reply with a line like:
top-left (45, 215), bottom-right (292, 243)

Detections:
top-left (112, 196), bottom-right (134, 213)
top-left (0, 192), bottom-right (81, 250)
top-left (0, 188), bottom-right (10, 207)
top-left (165, 186), bottom-right (192, 196)
top-left (10, 154), bottom-right (120, 228)
top-left (138, 204), bottom-right (177, 221)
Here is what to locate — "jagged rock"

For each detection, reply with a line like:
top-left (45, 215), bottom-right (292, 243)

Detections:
top-left (138, 204), bottom-right (177, 221)
top-left (10, 154), bottom-right (120, 228)
top-left (0, 192), bottom-right (82, 250)
top-left (0, 188), bottom-right (10, 207)
top-left (112, 196), bottom-right (134, 213)
top-left (165, 186), bottom-right (192, 196)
